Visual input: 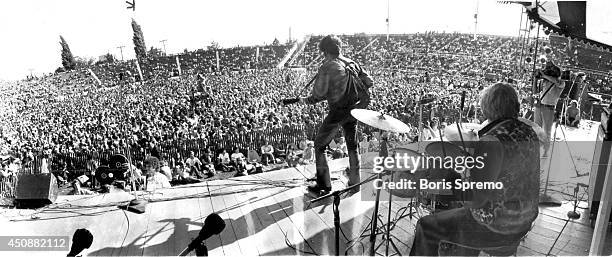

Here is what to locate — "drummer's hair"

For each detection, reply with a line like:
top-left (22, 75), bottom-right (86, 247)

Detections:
top-left (480, 82), bottom-right (519, 120)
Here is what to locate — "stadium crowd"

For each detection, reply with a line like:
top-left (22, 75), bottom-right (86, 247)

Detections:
top-left (1, 32), bottom-right (610, 190)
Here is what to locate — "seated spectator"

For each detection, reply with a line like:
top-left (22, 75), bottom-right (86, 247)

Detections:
top-left (217, 149), bottom-right (231, 172)
top-left (0, 164), bottom-right (8, 178)
top-left (565, 100), bottom-right (580, 127)
top-left (231, 148), bottom-right (247, 175)
top-left (298, 139), bottom-right (308, 150)
top-left (186, 151), bottom-right (206, 179)
top-left (247, 148), bottom-right (261, 163)
top-left (285, 144), bottom-right (300, 167)
top-left (335, 137), bottom-right (348, 157)
top-left (260, 140), bottom-right (275, 165)
top-left (143, 156), bottom-right (171, 191)
top-left (185, 151), bottom-right (202, 173)
top-left (200, 149), bottom-right (216, 177)
top-left (301, 141), bottom-right (315, 164)
top-left (159, 160), bottom-right (173, 181)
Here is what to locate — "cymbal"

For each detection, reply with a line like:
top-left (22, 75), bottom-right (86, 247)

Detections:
top-left (350, 109), bottom-right (410, 133)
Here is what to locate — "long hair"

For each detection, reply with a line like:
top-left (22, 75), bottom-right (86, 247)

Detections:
top-left (318, 35), bottom-right (342, 57)
top-left (480, 82), bottom-right (520, 121)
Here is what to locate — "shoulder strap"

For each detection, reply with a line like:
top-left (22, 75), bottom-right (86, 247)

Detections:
top-left (337, 57), bottom-right (357, 72)
top-left (539, 82), bottom-right (555, 102)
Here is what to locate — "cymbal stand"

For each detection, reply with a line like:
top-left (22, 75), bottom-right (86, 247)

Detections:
top-left (368, 132), bottom-right (386, 256)
top-left (347, 136), bottom-right (419, 256)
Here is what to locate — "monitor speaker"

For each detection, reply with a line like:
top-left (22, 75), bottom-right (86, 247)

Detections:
top-left (14, 173), bottom-right (59, 208)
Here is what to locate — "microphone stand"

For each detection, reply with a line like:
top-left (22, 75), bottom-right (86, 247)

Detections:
top-left (310, 173), bottom-right (379, 256)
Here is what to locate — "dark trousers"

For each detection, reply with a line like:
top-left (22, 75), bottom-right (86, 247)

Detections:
top-left (261, 153), bottom-right (275, 165)
top-left (314, 111), bottom-right (360, 188)
top-left (409, 207), bottom-right (528, 256)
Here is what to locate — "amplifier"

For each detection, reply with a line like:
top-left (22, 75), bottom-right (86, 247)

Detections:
top-left (589, 108), bottom-right (612, 224)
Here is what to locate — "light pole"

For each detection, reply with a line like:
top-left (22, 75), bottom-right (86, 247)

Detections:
top-left (117, 46), bottom-right (125, 61)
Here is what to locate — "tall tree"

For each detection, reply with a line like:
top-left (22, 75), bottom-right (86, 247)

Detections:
top-left (59, 35), bottom-right (76, 71)
top-left (131, 18), bottom-right (147, 61)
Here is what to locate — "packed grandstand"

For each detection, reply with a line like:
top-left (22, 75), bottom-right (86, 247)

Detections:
top-left (1, 32), bottom-right (611, 194)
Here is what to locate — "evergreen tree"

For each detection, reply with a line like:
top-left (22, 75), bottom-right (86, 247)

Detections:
top-left (59, 35), bottom-right (76, 70)
top-left (131, 19), bottom-right (147, 61)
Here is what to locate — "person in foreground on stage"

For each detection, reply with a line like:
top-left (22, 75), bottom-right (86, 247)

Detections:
top-left (298, 35), bottom-right (373, 194)
top-left (409, 82), bottom-right (540, 256)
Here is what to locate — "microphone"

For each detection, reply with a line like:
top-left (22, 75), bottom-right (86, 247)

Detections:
top-left (67, 228), bottom-right (93, 257)
top-left (281, 98), bottom-right (300, 105)
top-left (179, 213), bottom-right (226, 256)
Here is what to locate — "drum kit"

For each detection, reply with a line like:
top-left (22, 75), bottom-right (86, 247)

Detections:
top-left (357, 108), bottom-right (480, 255)
top-left (312, 107), bottom-right (480, 256)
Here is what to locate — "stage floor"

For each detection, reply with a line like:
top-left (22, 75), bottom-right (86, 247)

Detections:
top-left (0, 121), bottom-right (609, 256)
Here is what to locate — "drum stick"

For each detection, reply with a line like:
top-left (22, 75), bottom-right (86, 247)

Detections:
top-left (456, 123), bottom-right (467, 153)
top-left (458, 91), bottom-right (468, 151)
top-left (437, 128), bottom-right (446, 157)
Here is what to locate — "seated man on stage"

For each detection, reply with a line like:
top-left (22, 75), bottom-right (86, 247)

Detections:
top-left (410, 82), bottom-right (540, 256)
top-left (565, 100), bottom-right (580, 127)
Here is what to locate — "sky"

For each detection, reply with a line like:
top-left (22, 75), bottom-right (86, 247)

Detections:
top-left (0, 0), bottom-right (610, 81)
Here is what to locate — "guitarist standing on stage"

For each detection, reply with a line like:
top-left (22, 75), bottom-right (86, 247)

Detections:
top-left (294, 35), bottom-right (373, 194)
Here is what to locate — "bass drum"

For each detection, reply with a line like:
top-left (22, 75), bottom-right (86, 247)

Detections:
top-left (424, 141), bottom-right (470, 207)
top-left (382, 148), bottom-right (428, 198)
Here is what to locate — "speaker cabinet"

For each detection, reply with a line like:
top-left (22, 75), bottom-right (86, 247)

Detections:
top-left (15, 173), bottom-right (59, 207)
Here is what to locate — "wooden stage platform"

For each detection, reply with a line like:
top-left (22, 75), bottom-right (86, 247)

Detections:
top-left (1, 122), bottom-right (611, 256)
top-left (1, 159), bottom-right (611, 256)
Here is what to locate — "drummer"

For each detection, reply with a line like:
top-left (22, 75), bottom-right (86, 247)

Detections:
top-left (410, 82), bottom-right (540, 255)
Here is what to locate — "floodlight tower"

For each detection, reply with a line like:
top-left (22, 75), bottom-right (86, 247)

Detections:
top-left (386, 0), bottom-right (390, 41)
top-left (473, 0), bottom-right (479, 40)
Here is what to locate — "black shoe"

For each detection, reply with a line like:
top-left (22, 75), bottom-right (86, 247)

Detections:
top-left (306, 177), bottom-right (339, 182)
top-left (307, 184), bottom-right (332, 195)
